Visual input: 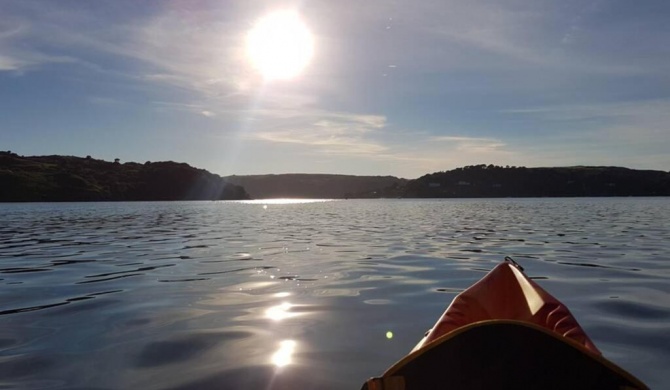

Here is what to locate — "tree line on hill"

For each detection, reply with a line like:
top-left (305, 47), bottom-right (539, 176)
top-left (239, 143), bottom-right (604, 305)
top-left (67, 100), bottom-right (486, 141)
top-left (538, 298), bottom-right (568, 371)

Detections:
top-left (0, 152), bottom-right (249, 201)
top-left (1, 154), bottom-right (668, 201)
top-left (364, 164), bottom-right (670, 198)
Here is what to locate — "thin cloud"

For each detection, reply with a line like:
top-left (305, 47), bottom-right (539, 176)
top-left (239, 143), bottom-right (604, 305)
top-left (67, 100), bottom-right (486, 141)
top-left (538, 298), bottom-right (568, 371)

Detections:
top-left (0, 54), bottom-right (29, 71)
top-left (500, 99), bottom-right (670, 169)
top-left (0, 6), bottom-right (82, 72)
top-left (501, 100), bottom-right (670, 123)
top-left (431, 136), bottom-right (507, 153)
top-left (0, 46), bottom-right (77, 72)
top-left (251, 111), bottom-right (389, 155)
top-left (1, 2), bottom-right (251, 93)
top-left (87, 96), bottom-right (124, 106)
top-left (151, 101), bottom-right (221, 119)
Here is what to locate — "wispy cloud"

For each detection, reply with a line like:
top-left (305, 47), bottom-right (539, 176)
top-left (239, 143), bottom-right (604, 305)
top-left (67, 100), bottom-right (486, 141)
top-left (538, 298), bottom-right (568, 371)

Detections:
top-left (87, 96), bottom-right (125, 106)
top-left (0, 54), bottom-right (29, 72)
top-left (0, 2), bottom-right (252, 92)
top-left (0, 51), bottom-right (77, 72)
top-left (0, 7), bottom-right (80, 72)
top-left (251, 111), bottom-right (389, 155)
top-left (430, 136), bottom-right (507, 153)
top-left (500, 99), bottom-right (670, 169)
top-left (0, 17), bottom-right (77, 72)
top-left (151, 101), bottom-right (225, 120)
top-left (501, 100), bottom-right (670, 123)
top-left (358, 0), bottom-right (660, 77)
top-left (251, 121), bottom-right (519, 177)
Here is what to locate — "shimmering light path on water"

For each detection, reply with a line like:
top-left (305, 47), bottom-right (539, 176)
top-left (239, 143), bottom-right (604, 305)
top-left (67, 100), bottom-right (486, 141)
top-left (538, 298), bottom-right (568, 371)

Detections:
top-left (0, 199), bottom-right (669, 389)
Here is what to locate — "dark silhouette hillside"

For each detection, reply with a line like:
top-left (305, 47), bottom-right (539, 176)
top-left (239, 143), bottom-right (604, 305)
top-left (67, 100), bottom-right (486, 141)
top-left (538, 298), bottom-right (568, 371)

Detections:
top-left (0, 153), bottom-right (249, 201)
top-left (2, 154), bottom-right (668, 201)
top-left (224, 174), bottom-right (407, 199)
top-left (401, 165), bottom-right (670, 198)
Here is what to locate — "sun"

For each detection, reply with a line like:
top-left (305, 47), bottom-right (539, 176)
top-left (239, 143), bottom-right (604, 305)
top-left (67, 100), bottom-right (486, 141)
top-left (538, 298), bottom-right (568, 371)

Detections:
top-left (246, 11), bottom-right (314, 81)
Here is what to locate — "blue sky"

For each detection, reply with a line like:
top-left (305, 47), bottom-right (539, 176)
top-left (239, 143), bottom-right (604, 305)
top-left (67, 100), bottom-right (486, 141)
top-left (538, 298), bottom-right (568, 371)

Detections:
top-left (1, 0), bottom-right (668, 178)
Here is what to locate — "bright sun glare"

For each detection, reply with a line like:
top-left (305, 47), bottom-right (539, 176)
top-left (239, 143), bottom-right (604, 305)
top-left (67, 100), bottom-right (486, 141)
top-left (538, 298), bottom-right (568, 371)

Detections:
top-left (246, 11), bottom-right (314, 80)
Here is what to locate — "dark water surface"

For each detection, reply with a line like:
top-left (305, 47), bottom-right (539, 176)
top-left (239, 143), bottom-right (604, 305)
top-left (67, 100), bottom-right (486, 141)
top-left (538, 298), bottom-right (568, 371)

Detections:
top-left (1, 199), bottom-right (669, 389)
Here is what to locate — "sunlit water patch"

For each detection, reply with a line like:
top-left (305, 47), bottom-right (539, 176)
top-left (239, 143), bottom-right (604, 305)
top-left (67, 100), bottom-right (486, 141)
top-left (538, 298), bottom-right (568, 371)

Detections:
top-left (236, 198), bottom-right (335, 205)
top-left (0, 199), bottom-right (669, 388)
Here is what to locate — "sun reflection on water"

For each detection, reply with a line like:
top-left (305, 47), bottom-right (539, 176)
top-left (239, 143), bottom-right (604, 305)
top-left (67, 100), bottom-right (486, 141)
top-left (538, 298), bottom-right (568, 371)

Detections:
top-left (272, 340), bottom-right (297, 367)
top-left (265, 302), bottom-right (295, 321)
top-left (237, 198), bottom-right (335, 205)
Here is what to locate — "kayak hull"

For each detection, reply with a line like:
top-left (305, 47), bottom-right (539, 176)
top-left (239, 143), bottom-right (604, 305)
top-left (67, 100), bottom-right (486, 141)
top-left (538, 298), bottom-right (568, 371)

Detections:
top-left (362, 258), bottom-right (648, 390)
top-left (413, 259), bottom-right (599, 353)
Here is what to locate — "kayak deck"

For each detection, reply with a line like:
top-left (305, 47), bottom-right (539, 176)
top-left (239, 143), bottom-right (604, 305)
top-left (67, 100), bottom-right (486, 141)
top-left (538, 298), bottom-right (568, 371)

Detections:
top-left (413, 257), bottom-right (598, 353)
top-left (362, 258), bottom-right (648, 390)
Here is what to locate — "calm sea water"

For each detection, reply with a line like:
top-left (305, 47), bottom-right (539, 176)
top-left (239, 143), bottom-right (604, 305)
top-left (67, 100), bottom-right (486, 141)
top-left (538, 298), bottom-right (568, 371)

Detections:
top-left (1, 198), bottom-right (669, 389)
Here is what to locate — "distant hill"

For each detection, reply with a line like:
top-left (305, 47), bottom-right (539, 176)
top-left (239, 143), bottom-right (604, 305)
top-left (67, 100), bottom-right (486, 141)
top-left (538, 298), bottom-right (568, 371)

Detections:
top-left (2, 154), bottom-right (668, 201)
top-left (224, 174), bottom-right (407, 199)
top-left (0, 153), bottom-right (250, 201)
top-left (401, 165), bottom-right (670, 198)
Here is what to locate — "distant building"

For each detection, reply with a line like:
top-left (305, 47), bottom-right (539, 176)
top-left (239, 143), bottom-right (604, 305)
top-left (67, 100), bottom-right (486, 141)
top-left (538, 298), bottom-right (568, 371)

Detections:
top-left (428, 182), bottom-right (441, 188)
top-left (458, 181), bottom-right (470, 186)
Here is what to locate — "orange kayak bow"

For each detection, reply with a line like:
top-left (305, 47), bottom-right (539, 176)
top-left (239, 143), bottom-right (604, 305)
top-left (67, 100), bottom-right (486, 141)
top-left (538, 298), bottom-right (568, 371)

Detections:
top-left (362, 257), bottom-right (648, 390)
